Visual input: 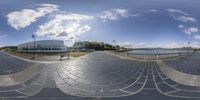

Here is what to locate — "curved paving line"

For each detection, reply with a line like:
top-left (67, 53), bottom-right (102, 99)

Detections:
top-left (119, 66), bottom-right (146, 90)
top-left (54, 76), bottom-right (94, 99)
top-left (157, 60), bottom-right (200, 87)
top-left (0, 64), bottom-right (43, 86)
top-left (0, 73), bottom-right (42, 92)
top-left (153, 61), bottom-right (200, 98)
top-left (0, 84), bottom-right (26, 92)
top-left (0, 51), bottom-right (50, 98)
top-left (120, 66), bottom-right (148, 93)
top-left (155, 64), bottom-right (200, 93)
top-left (152, 66), bottom-right (186, 98)
top-left (18, 73), bottom-right (47, 96)
top-left (109, 67), bottom-right (144, 90)
top-left (56, 78), bottom-right (130, 98)
top-left (58, 65), bottom-right (143, 87)
top-left (0, 67), bottom-right (47, 99)
top-left (53, 68), bottom-right (94, 99)
top-left (155, 65), bottom-right (200, 92)
top-left (55, 65), bottom-right (147, 98)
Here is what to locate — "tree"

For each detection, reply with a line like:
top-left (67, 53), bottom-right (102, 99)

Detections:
top-left (73, 41), bottom-right (118, 50)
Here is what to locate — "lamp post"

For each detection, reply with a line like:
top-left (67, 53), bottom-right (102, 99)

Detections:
top-left (187, 42), bottom-right (190, 55)
top-left (113, 40), bottom-right (116, 53)
top-left (32, 33), bottom-right (36, 59)
top-left (65, 37), bottom-right (73, 59)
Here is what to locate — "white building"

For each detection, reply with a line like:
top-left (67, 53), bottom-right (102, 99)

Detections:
top-left (17, 40), bottom-right (68, 52)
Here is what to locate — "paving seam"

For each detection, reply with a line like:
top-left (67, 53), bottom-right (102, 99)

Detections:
top-left (1, 51), bottom-right (73, 64)
top-left (157, 60), bottom-right (200, 86)
top-left (16, 68), bottom-right (48, 98)
top-left (156, 67), bottom-right (200, 92)
top-left (58, 61), bottom-right (144, 87)
top-left (119, 66), bottom-right (145, 90)
top-left (0, 64), bottom-right (42, 87)
top-left (153, 64), bottom-right (200, 98)
top-left (119, 66), bottom-right (149, 94)
top-left (55, 67), bottom-right (148, 98)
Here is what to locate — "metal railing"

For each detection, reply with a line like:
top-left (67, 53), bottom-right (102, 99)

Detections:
top-left (115, 51), bottom-right (192, 60)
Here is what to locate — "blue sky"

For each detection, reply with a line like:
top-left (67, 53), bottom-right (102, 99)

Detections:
top-left (0, 0), bottom-right (200, 48)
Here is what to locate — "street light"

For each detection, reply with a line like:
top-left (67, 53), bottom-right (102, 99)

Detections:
top-left (113, 40), bottom-right (116, 53)
top-left (65, 37), bottom-right (74, 59)
top-left (32, 33), bottom-right (36, 59)
top-left (187, 41), bottom-right (190, 55)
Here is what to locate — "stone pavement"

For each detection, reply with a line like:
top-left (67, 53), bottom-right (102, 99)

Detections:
top-left (163, 52), bottom-right (200, 75)
top-left (0, 51), bottom-right (35, 75)
top-left (0, 51), bottom-right (200, 100)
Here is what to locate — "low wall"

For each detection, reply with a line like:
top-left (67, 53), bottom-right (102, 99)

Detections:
top-left (157, 60), bottom-right (200, 86)
top-left (0, 64), bottom-right (43, 86)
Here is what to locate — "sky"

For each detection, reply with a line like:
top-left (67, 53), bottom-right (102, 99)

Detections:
top-left (0, 0), bottom-right (200, 48)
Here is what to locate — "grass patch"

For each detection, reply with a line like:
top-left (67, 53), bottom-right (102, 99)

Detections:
top-left (69, 52), bottom-right (87, 57)
top-left (2, 48), bottom-right (34, 59)
top-left (2, 48), bottom-right (88, 59)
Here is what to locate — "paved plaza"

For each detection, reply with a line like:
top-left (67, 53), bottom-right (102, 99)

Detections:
top-left (0, 51), bottom-right (35, 75)
top-left (0, 51), bottom-right (200, 100)
top-left (164, 52), bottom-right (200, 75)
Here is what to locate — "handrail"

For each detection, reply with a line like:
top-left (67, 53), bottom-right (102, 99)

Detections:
top-left (116, 51), bottom-right (193, 60)
top-left (127, 52), bottom-right (188, 55)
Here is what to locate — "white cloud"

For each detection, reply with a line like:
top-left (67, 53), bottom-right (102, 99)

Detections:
top-left (176, 16), bottom-right (196, 23)
top-left (35, 13), bottom-right (93, 46)
top-left (164, 42), bottom-right (183, 48)
top-left (178, 25), bottom-right (185, 28)
top-left (130, 13), bottom-right (142, 17)
top-left (6, 4), bottom-right (59, 30)
top-left (148, 9), bottom-right (157, 13)
top-left (38, 4), bottom-right (58, 8)
top-left (188, 42), bottom-right (200, 48)
top-left (167, 9), bottom-right (197, 23)
top-left (167, 9), bottom-right (189, 16)
top-left (164, 41), bottom-right (200, 48)
top-left (167, 9), bottom-right (199, 39)
top-left (170, 14), bottom-right (197, 23)
top-left (118, 41), bottom-right (198, 48)
top-left (0, 34), bottom-right (7, 39)
top-left (182, 27), bottom-right (198, 35)
top-left (194, 34), bottom-right (200, 39)
top-left (179, 25), bottom-right (199, 36)
top-left (99, 8), bottom-right (130, 22)
top-left (118, 42), bottom-right (146, 48)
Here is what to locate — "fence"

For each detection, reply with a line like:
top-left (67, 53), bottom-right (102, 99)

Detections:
top-left (115, 51), bottom-right (192, 60)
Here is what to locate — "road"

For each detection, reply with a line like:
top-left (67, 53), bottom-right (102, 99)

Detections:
top-left (0, 51), bottom-right (200, 100)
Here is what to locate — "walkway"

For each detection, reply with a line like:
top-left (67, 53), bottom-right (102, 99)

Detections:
top-left (1, 51), bottom-right (200, 99)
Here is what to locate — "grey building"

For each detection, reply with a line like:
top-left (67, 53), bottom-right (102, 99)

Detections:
top-left (17, 40), bottom-right (68, 52)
